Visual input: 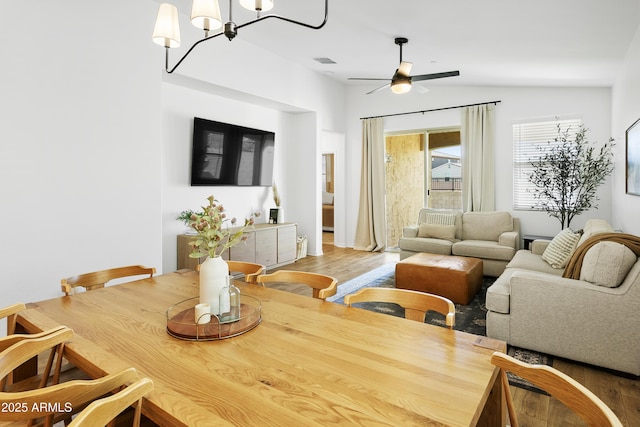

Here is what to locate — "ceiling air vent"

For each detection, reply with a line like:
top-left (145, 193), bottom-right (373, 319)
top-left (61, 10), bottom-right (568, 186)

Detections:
top-left (313, 57), bottom-right (336, 64)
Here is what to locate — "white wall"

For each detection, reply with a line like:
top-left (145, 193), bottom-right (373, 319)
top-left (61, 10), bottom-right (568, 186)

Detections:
top-left (344, 85), bottom-right (613, 245)
top-left (612, 24), bottom-right (640, 235)
top-left (160, 23), bottom-right (347, 269)
top-left (0, 2), bottom-right (162, 306)
top-left (0, 1), bottom-right (347, 309)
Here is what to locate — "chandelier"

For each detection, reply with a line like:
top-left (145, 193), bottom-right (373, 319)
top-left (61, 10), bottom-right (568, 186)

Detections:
top-left (152, 0), bottom-right (329, 73)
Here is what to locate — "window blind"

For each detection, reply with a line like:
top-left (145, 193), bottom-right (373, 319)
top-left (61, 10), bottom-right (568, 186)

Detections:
top-left (512, 117), bottom-right (582, 210)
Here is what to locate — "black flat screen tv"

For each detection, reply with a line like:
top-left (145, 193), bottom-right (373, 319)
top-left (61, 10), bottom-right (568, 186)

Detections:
top-left (191, 117), bottom-right (275, 186)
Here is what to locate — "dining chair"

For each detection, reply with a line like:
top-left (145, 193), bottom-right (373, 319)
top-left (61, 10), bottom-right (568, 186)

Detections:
top-left (196, 261), bottom-right (265, 283)
top-left (1, 302), bottom-right (71, 391)
top-left (227, 260), bottom-right (265, 283)
top-left (0, 327), bottom-right (73, 392)
top-left (343, 288), bottom-right (456, 327)
top-left (61, 265), bottom-right (156, 296)
top-left (256, 270), bottom-right (338, 300)
top-left (68, 376), bottom-right (154, 427)
top-left (1, 302), bottom-right (26, 335)
top-left (490, 352), bottom-right (623, 427)
top-left (0, 367), bottom-right (145, 427)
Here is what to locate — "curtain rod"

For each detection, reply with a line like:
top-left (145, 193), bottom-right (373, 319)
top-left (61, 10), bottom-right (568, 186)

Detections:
top-left (360, 100), bottom-right (502, 120)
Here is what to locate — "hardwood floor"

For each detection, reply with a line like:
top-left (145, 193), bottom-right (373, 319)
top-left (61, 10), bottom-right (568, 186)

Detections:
top-left (271, 232), bottom-right (640, 426)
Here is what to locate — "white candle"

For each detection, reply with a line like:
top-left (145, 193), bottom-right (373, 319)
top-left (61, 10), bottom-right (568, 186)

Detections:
top-left (195, 303), bottom-right (211, 324)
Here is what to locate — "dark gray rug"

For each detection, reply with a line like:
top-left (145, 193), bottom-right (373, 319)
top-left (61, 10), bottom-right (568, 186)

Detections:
top-left (329, 262), bottom-right (553, 395)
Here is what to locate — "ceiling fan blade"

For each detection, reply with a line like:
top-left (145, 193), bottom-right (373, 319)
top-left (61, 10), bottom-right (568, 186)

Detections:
top-left (366, 83), bottom-right (390, 95)
top-left (348, 78), bottom-right (392, 81)
top-left (411, 70), bottom-right (460, 82)
top-left (397, 61), bottom-right (412, 77)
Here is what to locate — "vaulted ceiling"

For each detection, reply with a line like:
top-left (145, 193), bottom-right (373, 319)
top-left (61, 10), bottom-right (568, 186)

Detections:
top-left (169, 0), bottom-right (640, 90)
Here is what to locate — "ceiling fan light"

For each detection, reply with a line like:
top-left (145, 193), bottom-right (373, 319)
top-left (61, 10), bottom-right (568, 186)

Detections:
top-left (240, 0), bottom-right (274, 12)
top-left (152, 3), bottom-right (181, 48)
top-left (391, 79), bottom-right (411, 94)
top-left (191, 0), bottom-right (223, 31)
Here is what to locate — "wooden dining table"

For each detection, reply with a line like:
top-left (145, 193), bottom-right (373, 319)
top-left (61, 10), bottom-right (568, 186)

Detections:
top-left (16, 269), bottom-right (506, 426)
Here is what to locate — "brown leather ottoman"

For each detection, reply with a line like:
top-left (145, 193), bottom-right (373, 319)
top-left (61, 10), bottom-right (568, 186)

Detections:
top-left (395, 253), bottom-right (483, 305)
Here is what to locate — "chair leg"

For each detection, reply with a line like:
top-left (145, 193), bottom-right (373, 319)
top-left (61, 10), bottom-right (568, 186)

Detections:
top-left (501, 370), bottom-right (519, 427)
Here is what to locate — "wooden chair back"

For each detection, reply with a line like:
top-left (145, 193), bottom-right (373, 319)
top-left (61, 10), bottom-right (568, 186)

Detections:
top-left (0, 368), bottom-right (141, 426)
top-left (227, 261), bottom-right (265, 283)
top-left (344, 288), bottom-right (456, 327)
top-left (196, 261), bottom-right (265, 283)
top-left (0, 327), bottom-right (73, 392)
top-left (256, 270), bottom-right (338, 300)
top-left (61, 265), bottom-right (156, 296)
top-left (491, 352), bottom-right (623, 427)
top-left (1, 302), bottom-right (26, 335)
top-left (68, 377), bottom-right (154, 427)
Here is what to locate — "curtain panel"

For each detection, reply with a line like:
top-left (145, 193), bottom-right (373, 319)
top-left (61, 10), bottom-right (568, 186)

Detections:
top-left (461, 104), bottom-right (496, 211)
top-left (354, 118), bottom-right (386, 252)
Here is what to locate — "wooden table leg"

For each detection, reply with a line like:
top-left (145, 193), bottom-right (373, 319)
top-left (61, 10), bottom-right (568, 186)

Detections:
top-left (476, 371), bottom-right (506, 426)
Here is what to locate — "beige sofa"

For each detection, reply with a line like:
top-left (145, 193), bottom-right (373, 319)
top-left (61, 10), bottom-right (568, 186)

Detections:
top-left (399, 209), bottom-right (520, 277)
top-left (486, 220), bottom-right (640, 375)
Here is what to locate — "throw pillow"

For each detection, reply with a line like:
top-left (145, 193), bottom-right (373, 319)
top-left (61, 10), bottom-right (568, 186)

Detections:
top-left (579, 242), bottom-right (637, 288)
top-left (417, 223), bottom-right (456, 241)
top-left (541, 228), bottom-right (582, 269)
top-left (422, 213), bottom-right (456, 226)
top-left (576, 219), bottom-right (614, 247)
top-left (322, 191), bottom-right (334, 205)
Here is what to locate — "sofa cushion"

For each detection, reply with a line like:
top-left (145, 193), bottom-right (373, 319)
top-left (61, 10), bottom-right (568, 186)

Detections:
top-left (576, 219), bottom-right (614, 247)
top-left (541, 228), bottom-right (581, 268)
top-left (507, 249), bottom-right (565, 276)
top-left (462, 211), bottom-right (513, 241)
top-left (418, 209), bottom-right (463, 240)
top-left (418, 223), bottom-right (456, 241)
top-left (580, 242), bottom-right (638, 288)
top-left (452, 240), bottom-right (515, 261)
top-left (397, 237), bottom-right (453, 255)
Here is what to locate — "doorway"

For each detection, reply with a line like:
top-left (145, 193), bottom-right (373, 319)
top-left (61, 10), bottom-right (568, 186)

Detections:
top-left (321, 153), bottom-right (335, 243)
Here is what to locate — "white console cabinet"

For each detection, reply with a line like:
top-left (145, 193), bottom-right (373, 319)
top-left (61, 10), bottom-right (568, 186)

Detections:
top-left (177, 223), bottom-right (297, 270)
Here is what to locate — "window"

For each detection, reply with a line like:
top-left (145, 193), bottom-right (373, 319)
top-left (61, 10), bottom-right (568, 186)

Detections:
top-left (513, 117), bottom-right (581, 210)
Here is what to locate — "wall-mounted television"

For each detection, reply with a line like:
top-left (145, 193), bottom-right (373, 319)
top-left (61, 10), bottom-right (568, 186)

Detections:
top-left (191, 117), bottom-right (275, 186)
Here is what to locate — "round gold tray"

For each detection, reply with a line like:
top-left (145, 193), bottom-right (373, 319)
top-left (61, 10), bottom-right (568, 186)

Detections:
top-left (166, 295), bottom-right (262, 341)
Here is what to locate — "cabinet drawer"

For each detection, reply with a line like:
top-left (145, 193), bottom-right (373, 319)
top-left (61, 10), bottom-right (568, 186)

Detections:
top-left (256, 229), bottom-right (277, 266)
top-left (230, 232), bottom-right (256, 263)
top-left (278, 225), bottom-right (297, 263)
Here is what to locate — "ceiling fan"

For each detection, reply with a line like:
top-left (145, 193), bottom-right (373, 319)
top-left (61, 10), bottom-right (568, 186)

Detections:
top-left (349, 37), bottom-right (460, 95)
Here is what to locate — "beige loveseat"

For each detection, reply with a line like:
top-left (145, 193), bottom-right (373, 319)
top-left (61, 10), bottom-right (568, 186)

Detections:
top-left (486, 220), bottom-right (640, 375)
top-left (398, 209), bottom-right (520, 277)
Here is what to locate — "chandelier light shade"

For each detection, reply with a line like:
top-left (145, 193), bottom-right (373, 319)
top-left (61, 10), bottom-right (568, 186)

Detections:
top-left (191, 0), bottom-right (223, 33)
top-left (239, 0), bottom-right (274, 12)
top-left (152, 3), bottom-right (181, 48)
top-left (152, 0), bottom-right (328, 74)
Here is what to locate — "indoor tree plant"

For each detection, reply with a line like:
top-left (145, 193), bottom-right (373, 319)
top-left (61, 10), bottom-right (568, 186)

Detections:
top-left (528, 122), bottom-right (614, 230)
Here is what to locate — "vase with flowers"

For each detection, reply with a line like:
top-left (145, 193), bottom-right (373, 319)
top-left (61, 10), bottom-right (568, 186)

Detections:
top-left (185, 195), bottom-right (258, 316)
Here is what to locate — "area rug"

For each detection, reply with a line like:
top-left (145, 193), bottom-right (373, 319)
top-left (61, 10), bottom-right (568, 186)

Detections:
top-left (328, 263), bottom-right (553, 394)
